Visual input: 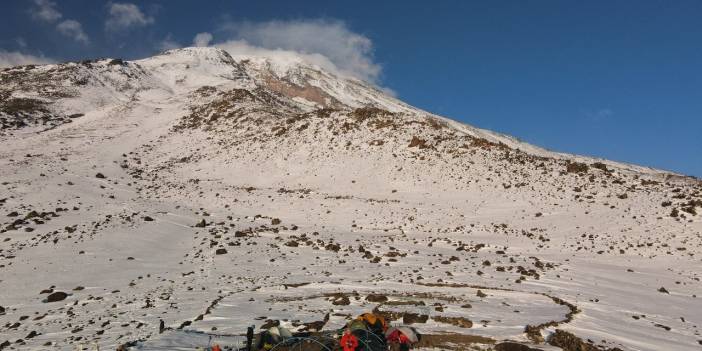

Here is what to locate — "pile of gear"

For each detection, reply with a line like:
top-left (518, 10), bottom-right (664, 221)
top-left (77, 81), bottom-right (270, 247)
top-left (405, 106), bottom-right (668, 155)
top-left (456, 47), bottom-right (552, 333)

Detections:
top-left (168, 312), bottom-right (420, 351)
top-left (248, 312), bottom-right (420, 351)
top-left (340, 313), bottom-right (420, 351)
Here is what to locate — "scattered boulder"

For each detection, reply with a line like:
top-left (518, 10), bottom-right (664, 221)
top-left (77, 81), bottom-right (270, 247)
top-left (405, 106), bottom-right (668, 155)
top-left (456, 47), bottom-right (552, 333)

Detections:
top-left (301, 314), bottom-right (328, 332)
top-left (45, 291), bottom-right (68, 303)
top-left (654, 323), bottom-right (671, 331)
top-left (566, 162), bottom-right (589, 174)
top-left (331, 295), bottom-right (350, 306)
top-left (108, 58), bottom-right (125, 66)
top-left (24, 210), bottom-right (39, 219)
top-left (95, 173), bottom-right (106, 179)
top-left (215, 248), bottom-right (227, 255)
top-left (325, 243), bottom-right (341, 252)
top-left (195, 219), bottom-right (207, 227)
top-left (591, 162), bottom-right (609, 172)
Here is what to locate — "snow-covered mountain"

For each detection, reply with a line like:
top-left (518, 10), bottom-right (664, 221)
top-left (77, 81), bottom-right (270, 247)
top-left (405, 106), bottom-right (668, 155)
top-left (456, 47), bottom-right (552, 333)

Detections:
top-left (0, 47), bottom-right (700, 351)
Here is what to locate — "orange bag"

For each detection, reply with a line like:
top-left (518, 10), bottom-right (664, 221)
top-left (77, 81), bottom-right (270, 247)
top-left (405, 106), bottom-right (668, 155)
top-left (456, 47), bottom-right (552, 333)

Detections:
top-left (357, 313), bottom-right (387, 331)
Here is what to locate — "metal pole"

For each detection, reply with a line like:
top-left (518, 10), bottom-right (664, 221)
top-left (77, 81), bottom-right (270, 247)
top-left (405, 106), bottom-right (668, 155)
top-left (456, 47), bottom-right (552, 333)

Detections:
top-left (246, 325), bottom-right (254, 351)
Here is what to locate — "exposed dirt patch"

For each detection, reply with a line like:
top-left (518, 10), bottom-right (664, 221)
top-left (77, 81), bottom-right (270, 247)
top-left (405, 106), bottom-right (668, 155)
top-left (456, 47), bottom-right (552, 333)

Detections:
top-left (470, 137), bottom-right (509, 150)
top-left (402, 312), bottom-right (429, 324)
top-left (495, 342), bottom-right (545, 351)
top-left (415, 333), bottom-right (495, 350)
top-left (432, 315), bottom-right (473, 328)
top-left (548, 329), bottom-right (624, 351)
top-left (366, 294), bottom-right (389, 303)
top-left (408, 136), bottom-right (428, 148)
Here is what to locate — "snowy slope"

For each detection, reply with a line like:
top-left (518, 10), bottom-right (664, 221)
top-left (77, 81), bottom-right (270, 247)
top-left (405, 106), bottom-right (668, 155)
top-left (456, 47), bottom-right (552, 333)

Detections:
top-left (0, 47), bottom-right (701, 351)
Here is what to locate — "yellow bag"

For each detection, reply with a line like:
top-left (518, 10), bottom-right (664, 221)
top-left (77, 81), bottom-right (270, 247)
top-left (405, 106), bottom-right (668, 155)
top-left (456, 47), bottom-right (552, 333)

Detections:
top-left (356, 313), bottom-right (387, 331)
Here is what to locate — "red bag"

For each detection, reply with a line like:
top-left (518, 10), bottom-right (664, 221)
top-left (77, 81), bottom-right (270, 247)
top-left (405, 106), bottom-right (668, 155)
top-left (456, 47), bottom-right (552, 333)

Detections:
top-left (387, 329), bottom-right (411, 344)
top-left (341, 332), bottom-right (359, 351)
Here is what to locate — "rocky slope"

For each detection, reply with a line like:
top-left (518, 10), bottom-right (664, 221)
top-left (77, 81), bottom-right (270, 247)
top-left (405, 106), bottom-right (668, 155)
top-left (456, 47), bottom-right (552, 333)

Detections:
top-left (0, 47), bottom-right (701, 351)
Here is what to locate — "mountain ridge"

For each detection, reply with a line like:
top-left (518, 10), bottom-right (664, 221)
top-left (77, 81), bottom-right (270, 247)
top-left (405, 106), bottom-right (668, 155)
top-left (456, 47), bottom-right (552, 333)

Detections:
top-left (1, 46), bottom-right (691, 179)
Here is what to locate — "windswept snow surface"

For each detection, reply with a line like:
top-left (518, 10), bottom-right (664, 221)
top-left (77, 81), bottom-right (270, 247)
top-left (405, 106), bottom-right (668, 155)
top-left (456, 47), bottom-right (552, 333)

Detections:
top-left (0, 47), bottom-right (701, 351)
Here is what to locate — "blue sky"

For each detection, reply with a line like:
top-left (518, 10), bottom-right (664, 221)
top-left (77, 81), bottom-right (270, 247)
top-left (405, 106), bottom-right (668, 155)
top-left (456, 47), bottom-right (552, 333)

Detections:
top-left (2, 1), bottom-right (701, 177)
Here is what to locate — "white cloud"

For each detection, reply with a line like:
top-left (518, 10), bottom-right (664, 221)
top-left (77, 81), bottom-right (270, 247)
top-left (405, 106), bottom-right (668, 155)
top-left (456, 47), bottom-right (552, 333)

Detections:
top-left (57, 20), bottom-right (90, 44)
top-left (28, 1), bottom-right (89, 45)
top-left (0, 51), bottom-right (54, 68)
top-left (217, 19), bottom-right (381, 83)
top-left (192, 32), bottom-right (213, 47)
top-left (30, 0), bottom-right (62, 23)
top-left (157, 35), bottom-right (181, 52)
top-left (106, 3), bottom-right (154, 31)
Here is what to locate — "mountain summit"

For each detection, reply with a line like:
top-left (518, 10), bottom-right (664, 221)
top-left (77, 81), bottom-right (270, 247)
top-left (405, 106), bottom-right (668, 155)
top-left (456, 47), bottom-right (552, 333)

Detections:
top-left (0, 48), bottom-right (700, 351)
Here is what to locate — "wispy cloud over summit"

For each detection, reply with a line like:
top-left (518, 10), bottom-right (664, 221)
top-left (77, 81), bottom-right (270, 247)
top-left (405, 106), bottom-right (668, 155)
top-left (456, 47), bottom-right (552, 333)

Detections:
top-left (57, 20), bottom-right (89, 44)
top-left (217, 19), bottom-right (382, 84)
top-left (192, 32), bottom-right (213, 47)
top-left (0, 51), bottom-right (54, 68)
top-left (30, 0), bottom-right (62, 23)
